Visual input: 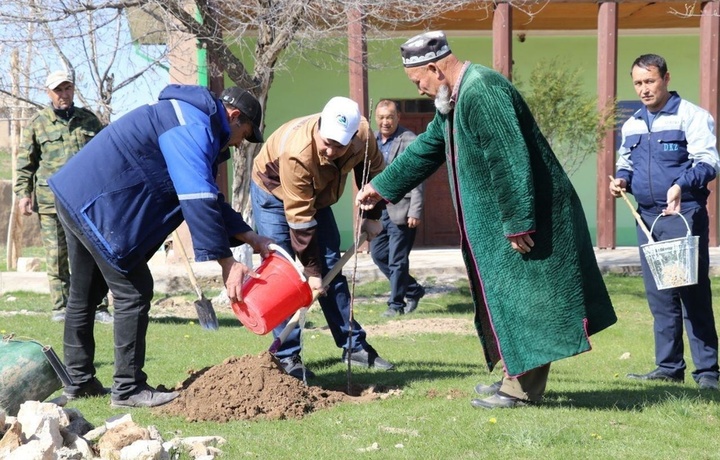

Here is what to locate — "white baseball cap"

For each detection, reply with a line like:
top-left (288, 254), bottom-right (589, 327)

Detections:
top-left (319, 97), bottom-right (361, 146)
top-left (46, 70), bottom-right (73, 90)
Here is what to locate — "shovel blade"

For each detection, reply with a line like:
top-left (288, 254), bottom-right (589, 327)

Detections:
top-left (194, 298), bottom-right (219, 331)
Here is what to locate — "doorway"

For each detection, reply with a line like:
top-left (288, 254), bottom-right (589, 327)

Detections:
top-left (396, 100), bottom-right (460, 248)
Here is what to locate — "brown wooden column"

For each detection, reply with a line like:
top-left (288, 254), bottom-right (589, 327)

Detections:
top-left (596, 1), bottom-right (618, 249)
top-left (492, 1), bottom-right (512, 79)
top-left (347, 8), bottom-right (369, 117)
top-left (700, 1), bottom-right (720, 246)
top-left (347, 7), bottom-right (369, 248)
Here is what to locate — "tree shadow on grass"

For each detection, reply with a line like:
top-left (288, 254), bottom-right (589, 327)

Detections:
top-left (308, 358), bottom-right (479, 391)
top-left (148, 316), bottom-right (245, 328)
top-left (543, 385), bottom-right (720, 410)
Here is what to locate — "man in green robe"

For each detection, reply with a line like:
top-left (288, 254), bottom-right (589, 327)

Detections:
top-left (356, 31), bottom-right (617, 409)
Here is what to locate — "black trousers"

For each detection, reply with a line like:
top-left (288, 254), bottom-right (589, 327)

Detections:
top-left (56, 202), bottom-right (154, 398)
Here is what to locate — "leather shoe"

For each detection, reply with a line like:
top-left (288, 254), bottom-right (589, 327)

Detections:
top-left (342, 347), bottom-right (395, 370)
top-left (698, 376), bottom-right (719, 390)
top-left (110, 385), bottom-right (179, 408)
top-left (626, 368), bottom-right (683, 383)
top-left (404, 287), bottom-right (426, 314)
top-left (474, 380), bottom-right (502, 396)
top-left (471, 391), bottom-right (531, 409)
top-left (63, 377), bottom-right (110, 400)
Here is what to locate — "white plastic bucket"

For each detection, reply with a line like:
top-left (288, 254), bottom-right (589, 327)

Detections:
top-left (641, 213), bottom-right (699, 290)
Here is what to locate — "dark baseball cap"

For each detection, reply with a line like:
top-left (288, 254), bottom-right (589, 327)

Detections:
top-left (220, 87), bottom-right (264, 143)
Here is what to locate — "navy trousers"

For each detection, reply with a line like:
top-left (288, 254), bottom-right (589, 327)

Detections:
top-left (250, 181), bottom-right (368, 359)
top-left (370, 210), bottom-right (424, 312)
top-left (637, 206), bottom-right (719, 382)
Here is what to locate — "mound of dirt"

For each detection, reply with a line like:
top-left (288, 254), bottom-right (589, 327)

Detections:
top-left (157, 352), bottom-right (353, 422)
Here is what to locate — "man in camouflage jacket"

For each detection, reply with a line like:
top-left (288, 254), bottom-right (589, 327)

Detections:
top-left (14, 70), bottom-right (111, 322)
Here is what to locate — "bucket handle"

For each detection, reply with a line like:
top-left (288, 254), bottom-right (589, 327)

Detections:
top-left (267, 244), bottom-right (307, 283)
top-left (649, 212), bottom-right (692, 238)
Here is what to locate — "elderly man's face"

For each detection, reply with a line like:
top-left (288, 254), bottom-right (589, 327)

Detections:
top-left (404, 66), bottom-right (443, 99)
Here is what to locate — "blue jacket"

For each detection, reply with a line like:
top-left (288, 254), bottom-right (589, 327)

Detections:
top-left (616, 92), bottom-right (720, 211)
top-left (49, 85), bottom-right (252, 274)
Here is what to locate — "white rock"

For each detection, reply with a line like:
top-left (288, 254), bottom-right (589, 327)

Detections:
top-left (17, 401), bottom-right (69, 432)
top-left (5, 438), bottom-right (54, 460)
top-left (146, 425), bottom-right (163, 442)
top-left (55, 446), bottom-right (85, 459)
top-left (17, 402), bottom-right (66, 449)
top-left (180, 436), bottom-right (226, 449)
top-left (162, 437), bottom-right (181, 455)
top-left (67, 433), bottom-right (94, 459)
top-left (83, 425), bottom-right (107, 442)
top-left (105, 413), bottom-right (133, 429)
top-left (0, 408), bottom-right (6, 430)
top-left (119, 439), bottom-right (167, 460)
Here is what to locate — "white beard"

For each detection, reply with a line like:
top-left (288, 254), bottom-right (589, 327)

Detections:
top-left (434, 85), bottom-right (453, 115)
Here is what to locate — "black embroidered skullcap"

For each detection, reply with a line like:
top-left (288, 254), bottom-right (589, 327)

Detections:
top-left (400, 31), bottom-right (452, 68)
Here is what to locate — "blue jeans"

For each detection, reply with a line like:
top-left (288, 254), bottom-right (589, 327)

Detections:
top-left (57, 201), bottom-right (154, 399)
top-left (637, 206), bottom-right (719, 382)
top-left (370, 210), bottom-right (424, 311)
top-left (251, 181), bottom-right (368, 359)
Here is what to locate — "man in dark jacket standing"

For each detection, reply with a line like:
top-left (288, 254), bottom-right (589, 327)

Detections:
top-left (48, 85), bottom-right (272, 407)
top-left (610, 54), bottom-right (720, 391)
top-left (371, 99), bottom-right (426, 317)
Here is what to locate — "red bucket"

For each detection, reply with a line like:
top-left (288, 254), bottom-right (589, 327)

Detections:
top-left (231, 245), bottom-right (313, 335)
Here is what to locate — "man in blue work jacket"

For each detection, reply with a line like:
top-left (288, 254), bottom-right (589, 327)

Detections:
top-left (49, 85), bottom-right (273, 407)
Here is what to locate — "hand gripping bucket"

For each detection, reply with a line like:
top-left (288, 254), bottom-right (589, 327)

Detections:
top-left (641, 213), bottom-right (699, 290)
top-left (231, 245), bottom-right (313, 335)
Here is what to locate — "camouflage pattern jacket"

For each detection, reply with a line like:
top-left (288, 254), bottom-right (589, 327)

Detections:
top-left (14, 105), bottom-right (103, 214)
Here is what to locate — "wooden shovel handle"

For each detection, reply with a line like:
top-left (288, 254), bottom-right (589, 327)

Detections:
top-left (173, 230), bottom-right (204, 299)
top-left (609, 176), bottom-right (654, 243)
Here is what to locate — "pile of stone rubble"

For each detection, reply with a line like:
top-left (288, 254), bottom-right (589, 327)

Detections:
top-left (0, 398), bottom-right (225, 460)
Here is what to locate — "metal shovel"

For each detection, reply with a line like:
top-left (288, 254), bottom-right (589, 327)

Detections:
top-left (173, 230), bottom-right (219, 330)
top-left (269, 232), bottom-right (367, 353)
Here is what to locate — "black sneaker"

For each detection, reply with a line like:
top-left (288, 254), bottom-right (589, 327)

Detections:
top-left (278, 355), bottom-right (316, 379)
top-left (110, 385), bottom-right (179, 408)
top-left (63, 377), bottom-right (110, 400)
top-left (342, 347), bottom-right (395, 370)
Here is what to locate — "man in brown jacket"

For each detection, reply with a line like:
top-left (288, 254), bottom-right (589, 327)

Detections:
top-left (252, 96), bottom-right (394, 379)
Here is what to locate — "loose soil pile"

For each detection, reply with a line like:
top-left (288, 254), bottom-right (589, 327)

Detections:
top-left (158, 352), bottom-right (377, 422)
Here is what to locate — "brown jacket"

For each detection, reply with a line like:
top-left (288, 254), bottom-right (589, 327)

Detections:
top-left (253, 113), bottom-right (384, 276)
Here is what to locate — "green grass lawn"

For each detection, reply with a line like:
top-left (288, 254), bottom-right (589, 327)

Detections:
top-left (2, 275), bottom-right (720, 459)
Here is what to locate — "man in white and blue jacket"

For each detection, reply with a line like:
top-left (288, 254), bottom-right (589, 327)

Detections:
top-left (610, 54), bottom-right (720, 391)
top-left (48, 85), bottom-right (273, 407)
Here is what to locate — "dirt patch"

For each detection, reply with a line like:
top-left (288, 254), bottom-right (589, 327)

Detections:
top-left (157, 351), bottom-right (387, 422)
top-left (354, 317), bottom-right (474, 336)
top-left (150, 295), bottom-right (216, 319)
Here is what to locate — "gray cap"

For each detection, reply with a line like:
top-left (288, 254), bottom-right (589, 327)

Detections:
top-left (400, 31), bottom-right (452, 68)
